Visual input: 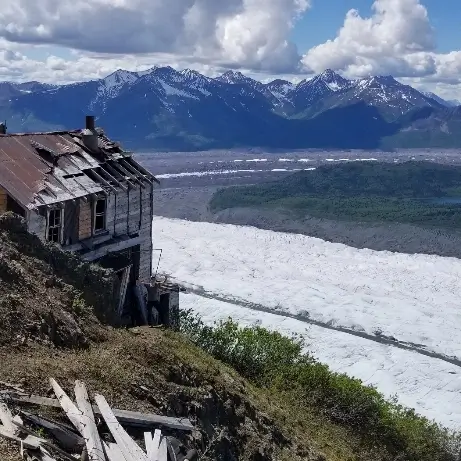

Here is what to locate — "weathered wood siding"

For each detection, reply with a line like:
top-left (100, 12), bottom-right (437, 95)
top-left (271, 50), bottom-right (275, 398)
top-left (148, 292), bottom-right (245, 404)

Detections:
top-left (28, 209), bottom-right (47, 240)
top-left (64, 201), bottom-right (79, 245)
top-left (0, 187), bottom-right (6, 214)
top-left (114, 191), bottom-right (129, 236)
top-left (105, 193), bottom-right (116, 236)
top-left (79, 200), bottom-right (92, 240)
top-left (138, 184), bottom-right (153, 282)
top-left (101, 183), bottom-right (153, 283)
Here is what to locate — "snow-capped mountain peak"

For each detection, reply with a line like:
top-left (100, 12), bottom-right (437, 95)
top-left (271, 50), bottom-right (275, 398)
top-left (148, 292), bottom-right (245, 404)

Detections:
top-left (103, 69), bottom-right (138, 88)
top-left (314, 69), bottom-right (351, 91)
top-left (95, 69), bottom-right (139, 103)
top-left (317, 69), bottom-right (351, 91)
top-left (216, 70), bottom-right (249, 85)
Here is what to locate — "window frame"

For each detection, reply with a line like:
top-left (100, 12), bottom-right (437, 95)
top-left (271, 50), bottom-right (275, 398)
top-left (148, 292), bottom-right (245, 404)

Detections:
top-left (46, 207), bottom-right (63, 244)
top-left (93, 197), bottom-right (107, 234)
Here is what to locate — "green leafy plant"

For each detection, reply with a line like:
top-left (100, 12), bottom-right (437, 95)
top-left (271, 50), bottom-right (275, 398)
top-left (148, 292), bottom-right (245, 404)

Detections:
top-left (180, 309), bottom-right (461, 461)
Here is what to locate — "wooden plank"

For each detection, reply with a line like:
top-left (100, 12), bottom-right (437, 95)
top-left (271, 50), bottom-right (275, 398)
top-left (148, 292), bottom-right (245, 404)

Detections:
top-left (49, 378), bottom-right (84, 432)
top-left (144, 432), bottom-right (155, 461)
top-left (0, 402), bottom-right (16, 434)
top-left (8, 394), bottom-right (194, 431)
top-left (158, 436), bottom-right (168, 461)
top-left (39, 448), bottom-right (59, 461)
top-left (117, 265), bottom-right (132, 317)
top-left (11, 421), bottom-right (75, 461)
top-left (0, 425), bottom-right (41, 450)
top-left (74, 381), bottom-right (105, 461)
top-left (94, 394), bottom-right (148, 461)
top-left (151, 430), bottom-right (161, 461)
top-left (21, 411), bottom-right (84, 453)
top-left (102, 441), bottom-right (125, 461)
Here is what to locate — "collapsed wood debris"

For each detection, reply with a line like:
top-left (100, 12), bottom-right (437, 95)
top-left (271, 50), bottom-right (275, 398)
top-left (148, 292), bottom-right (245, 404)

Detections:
top-left (0, 379), bottom-right (197, 461)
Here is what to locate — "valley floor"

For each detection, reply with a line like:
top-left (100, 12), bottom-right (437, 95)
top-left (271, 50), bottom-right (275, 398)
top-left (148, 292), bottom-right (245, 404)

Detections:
top-left (154, 186), bottom-right (461, 258)
top-left (153, 216), bottom-right (461, 429)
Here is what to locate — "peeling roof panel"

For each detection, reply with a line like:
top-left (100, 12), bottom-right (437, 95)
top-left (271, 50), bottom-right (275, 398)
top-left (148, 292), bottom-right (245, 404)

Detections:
top-left (0, 128), bottom-right (154, 208)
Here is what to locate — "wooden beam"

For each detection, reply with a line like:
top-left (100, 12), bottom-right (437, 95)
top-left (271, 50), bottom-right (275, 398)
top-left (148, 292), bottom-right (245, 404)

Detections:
top-left (158, 436), bottom-right (168, 461)
top-left (74, 381), bottom-right (105, 461)
top-left (20, 411), bottom-right (84, 453)
top-left (49, 378), bottom-right (84, 432)
top-left (109, 162), bottom-right (146, 188)
top-left (104, 163), bottom-right (137, 189)
top-left (0, 402), bottom-right (16, 434)
top-left (44, 185), bottom-right (58, 198)
top-left (0, 425), bottom-right (41, 450)
top-left (11, 420), bottom-right (76, 461)
top-left (94, 394), bottom-right (149, 461)
top-left (103, 441), bottom-right (126, 461)
top-left (125, 159), bottom-right (155, 180)
top-left (89, 169), bottom-right (118, 193)
top-left (144, 432), bottom-right (156, 461)
top-left (7, 394), bottom-right (194, 431)
top-left (97, 167), bottom-right (128, 192)
top-left (120, 159), bottom-right (157, 184)
top-left (33, 193), bottom-right (47, 205)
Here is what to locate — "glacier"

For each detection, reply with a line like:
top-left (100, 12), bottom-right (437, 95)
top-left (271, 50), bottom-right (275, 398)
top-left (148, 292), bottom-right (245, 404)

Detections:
top-left (153, 217), bottom-right (461, 427)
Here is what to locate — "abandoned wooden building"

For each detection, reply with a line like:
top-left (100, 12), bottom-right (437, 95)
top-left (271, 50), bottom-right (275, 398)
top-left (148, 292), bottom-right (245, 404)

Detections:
top-left (0, 116), bottom-right (179, 326)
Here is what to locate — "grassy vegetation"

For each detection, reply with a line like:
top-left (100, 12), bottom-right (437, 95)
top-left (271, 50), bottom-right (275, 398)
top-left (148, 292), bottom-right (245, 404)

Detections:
top-left (209, 161), bottom-right (461, 228)
top-left (180, 311), bottom-right (461, 461)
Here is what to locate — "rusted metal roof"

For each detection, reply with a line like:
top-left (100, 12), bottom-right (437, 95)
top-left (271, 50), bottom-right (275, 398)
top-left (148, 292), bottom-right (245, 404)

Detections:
top-left (0, 129), bottom-right (157, 209)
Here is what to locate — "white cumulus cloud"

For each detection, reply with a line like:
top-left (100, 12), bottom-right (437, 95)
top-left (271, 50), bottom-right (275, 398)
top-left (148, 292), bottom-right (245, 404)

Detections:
top-left (301, 0), bottom-right (436, 77)
top-left (299, 0), bottom-right (461, 97)
top-left (0, 0), bottom-right (310, 72)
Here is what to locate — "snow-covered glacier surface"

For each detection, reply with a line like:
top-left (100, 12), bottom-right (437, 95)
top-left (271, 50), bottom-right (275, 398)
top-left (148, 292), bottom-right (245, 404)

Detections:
top-left (154, 217), bottom-right (461, 426)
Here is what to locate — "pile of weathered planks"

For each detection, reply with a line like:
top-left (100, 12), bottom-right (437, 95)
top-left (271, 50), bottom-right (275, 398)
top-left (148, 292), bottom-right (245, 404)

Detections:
top-left (0, 379), bottom-right (197, 461)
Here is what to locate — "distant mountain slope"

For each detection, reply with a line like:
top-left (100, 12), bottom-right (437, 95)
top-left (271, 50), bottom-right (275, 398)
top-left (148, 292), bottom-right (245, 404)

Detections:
top-left (382, 106), bottom-right (461, 148)
top-left (0, 67), bottom-right (459, 150)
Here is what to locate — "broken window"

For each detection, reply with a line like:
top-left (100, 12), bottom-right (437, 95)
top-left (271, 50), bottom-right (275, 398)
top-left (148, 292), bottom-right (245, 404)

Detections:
top-left (94, 198), bottom-right (106, 232)
top-left (47, 208), bottom-right (62, 243)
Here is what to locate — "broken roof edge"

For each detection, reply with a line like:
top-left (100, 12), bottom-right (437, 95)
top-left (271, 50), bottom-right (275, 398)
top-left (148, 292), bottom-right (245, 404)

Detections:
top-left (0, 129), bottom-right (81, 137)
top-left (0, 129), bottom-right (133, 154)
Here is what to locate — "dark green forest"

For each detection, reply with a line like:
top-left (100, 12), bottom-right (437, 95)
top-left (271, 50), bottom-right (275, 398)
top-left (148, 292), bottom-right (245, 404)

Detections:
top-left (210, 161), bottom-right (461, 228)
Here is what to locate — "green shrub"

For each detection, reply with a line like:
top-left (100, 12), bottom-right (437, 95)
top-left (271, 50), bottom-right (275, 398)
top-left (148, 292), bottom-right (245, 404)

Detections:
top-left (180, 310), bottom-right (461, 461)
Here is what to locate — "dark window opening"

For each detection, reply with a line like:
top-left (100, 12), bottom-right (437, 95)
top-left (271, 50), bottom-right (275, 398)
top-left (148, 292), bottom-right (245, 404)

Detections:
top-left (47, 208), bottom-right (62, 243)
top-left (94, 198), bottom-right (106, 232)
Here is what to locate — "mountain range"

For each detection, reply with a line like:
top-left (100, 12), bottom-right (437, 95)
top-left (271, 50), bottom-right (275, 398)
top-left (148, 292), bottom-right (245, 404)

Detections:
top-left (0, 67), bottom-right (460, 150)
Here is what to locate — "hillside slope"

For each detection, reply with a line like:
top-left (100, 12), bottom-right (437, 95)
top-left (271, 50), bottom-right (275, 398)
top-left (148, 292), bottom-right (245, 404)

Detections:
top-left (0, 212), bottom-right (318, 461)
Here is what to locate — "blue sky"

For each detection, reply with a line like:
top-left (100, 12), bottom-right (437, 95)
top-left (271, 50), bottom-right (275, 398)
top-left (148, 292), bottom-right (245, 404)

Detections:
top-left (291, 0), bottom-right (460, 54)
top-left (0, 0), bottom-right (460, 98)
top-left (28, 1), bottom-right (461, 62)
